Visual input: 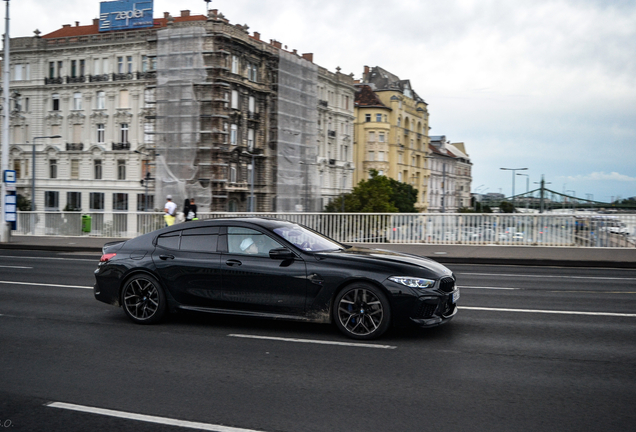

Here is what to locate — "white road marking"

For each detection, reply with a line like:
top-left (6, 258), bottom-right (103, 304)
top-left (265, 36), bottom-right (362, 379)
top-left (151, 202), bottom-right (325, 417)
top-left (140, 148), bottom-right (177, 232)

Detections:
top-left (458, 272), bottom-right (636, 281)
top-left (460, 306), bottom-right (636, 317)
top-left (229, 334), bottom-right (397, 349)
top-left (0, 265), bottom-right (32, 269)
top-left (0, 280), bottom-right (92, 290)
top-left (46, 402), bottom-right (264, 432)
top-left (0, 255), bottom-right (96, 262)
top-left (460, 286), bottom-right (519, 290)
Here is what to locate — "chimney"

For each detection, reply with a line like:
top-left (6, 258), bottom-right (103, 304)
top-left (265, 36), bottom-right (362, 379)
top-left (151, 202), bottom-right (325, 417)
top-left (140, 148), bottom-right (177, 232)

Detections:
top-left (302, 53), bottom-right (314, 62)
top-left (75, 21), bottom-right (80, 27)
top-left (292, 49), bottom-right (298, 55)
top-left (253, 31), bottom-right (260, 41)
top-left (164, 12), bottom-right (170, 19)
top-left (364, 66), bottom-right (370, 78)
top-left (181, 10), bottom-right (190, 17)
top-left (270, 40), bottom-right (282, 49)
top-left (62, 24), bottom-right (71, 28)
top-left (93, 18), bottom-right (99, 26)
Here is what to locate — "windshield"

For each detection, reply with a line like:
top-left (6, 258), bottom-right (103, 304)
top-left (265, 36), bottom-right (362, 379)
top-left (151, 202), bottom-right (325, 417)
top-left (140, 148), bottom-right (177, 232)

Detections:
top-left (273, 224), bottom-right (343, 252)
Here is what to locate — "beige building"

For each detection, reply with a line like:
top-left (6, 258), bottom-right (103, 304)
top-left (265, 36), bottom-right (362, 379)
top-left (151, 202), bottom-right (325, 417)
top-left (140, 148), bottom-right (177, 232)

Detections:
top-left (353, 66), bottom-right (431, 211)
top-left (428, 136), bottom-right (472, 212)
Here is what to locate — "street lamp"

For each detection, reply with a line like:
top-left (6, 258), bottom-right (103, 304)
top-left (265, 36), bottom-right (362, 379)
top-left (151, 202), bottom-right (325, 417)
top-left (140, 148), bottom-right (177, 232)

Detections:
top-left (501, 167), bottom-right (527, 211)
top-left (134, 149), bottom-right (157, 211)
top-left (30, 135), bottom-right (61, 234)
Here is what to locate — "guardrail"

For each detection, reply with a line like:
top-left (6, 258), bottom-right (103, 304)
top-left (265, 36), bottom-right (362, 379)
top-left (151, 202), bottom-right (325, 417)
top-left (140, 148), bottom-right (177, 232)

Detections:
top-left (13, 211), bottom-right (636, 248)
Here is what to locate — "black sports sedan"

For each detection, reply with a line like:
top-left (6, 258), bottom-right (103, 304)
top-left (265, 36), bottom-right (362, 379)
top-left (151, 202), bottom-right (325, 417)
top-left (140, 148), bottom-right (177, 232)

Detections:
top-left (94, 218), bottom-right (459, 340)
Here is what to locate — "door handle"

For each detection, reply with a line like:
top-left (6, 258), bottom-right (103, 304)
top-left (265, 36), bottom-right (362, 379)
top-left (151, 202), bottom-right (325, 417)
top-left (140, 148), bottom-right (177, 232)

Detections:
top-left (159, 254), bottom-right (175, 260)
top-left (225, 259), bottom-right (242, 267)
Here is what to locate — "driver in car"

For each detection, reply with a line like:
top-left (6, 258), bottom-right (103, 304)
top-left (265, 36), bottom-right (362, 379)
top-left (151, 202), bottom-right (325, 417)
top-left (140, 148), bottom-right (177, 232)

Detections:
top-left (240, 237), bottom-right (259, 254)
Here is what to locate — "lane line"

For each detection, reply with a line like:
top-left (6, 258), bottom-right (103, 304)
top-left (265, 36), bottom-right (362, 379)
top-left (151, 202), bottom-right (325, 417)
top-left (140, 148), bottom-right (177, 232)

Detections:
top-left (458, 272), bottom-right (636, 281)
top-left (0, 265), bottom-right (32, 269)
top-left (460, 286), bottom-right (519, 290)
top-left (0, 255), bottom-right (96, 262)
top-left (229, 334), bottom-right (397, 349)
top-left (0, 280), bottom-right (92, 290)
top-left (46, 402), bottom-right (264, 432)
top-left (460, 285), bottom-right (636, 293)
top-left (460, 306), bottom-right (636, 317)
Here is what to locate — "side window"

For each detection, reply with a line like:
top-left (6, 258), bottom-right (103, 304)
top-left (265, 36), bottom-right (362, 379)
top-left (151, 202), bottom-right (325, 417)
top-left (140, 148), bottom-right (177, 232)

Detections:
top-left (180, 227), bottom-right (219, 253)
top-left (227, 227), bottom-right (283, 257)
top-left (156, 231), bottom-right (180, 249)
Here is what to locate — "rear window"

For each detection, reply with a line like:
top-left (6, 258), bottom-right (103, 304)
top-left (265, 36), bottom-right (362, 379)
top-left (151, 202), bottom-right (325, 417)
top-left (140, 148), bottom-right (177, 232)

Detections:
top-left (156, 226), bottom-right (220, 252)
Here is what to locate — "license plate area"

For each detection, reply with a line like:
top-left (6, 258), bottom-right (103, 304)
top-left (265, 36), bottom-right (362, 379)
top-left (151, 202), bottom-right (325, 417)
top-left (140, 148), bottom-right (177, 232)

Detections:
top-left (451, 288), bottom-right (460, 303)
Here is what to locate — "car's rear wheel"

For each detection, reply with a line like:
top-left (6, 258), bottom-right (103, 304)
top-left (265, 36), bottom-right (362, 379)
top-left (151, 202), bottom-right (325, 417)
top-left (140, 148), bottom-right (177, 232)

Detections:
top-left (334, 283), bottom-right (391, 340)
top-left (121, 274), bottom-right (166, 324)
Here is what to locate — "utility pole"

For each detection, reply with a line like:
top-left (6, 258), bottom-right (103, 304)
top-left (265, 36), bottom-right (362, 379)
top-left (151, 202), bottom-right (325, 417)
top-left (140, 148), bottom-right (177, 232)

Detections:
top-left (1, 0), bottom-right (11, 242)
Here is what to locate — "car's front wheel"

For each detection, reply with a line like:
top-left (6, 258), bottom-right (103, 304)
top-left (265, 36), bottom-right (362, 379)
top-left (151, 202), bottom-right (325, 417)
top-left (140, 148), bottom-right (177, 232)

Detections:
top-left (121, 274), bottom-right (166, 324)
top-left (334, 283), bottom-right (391, 340)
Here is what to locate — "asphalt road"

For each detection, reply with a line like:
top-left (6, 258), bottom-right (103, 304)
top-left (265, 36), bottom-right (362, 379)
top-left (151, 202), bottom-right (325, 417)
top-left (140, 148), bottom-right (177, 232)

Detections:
top-left (1, 250), bottom-right (635, 432)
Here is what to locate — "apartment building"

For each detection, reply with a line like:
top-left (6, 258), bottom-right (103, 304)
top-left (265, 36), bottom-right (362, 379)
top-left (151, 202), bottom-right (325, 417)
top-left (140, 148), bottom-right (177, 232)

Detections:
top-left (353, 66), bottom-right (431, 211)
top-left (3, 5), bottom-right (354, 222)
top-left (428, 135), bottom-right (472, 212)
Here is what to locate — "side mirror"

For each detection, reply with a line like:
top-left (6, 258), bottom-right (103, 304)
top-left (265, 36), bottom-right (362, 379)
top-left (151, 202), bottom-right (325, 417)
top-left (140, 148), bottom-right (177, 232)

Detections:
top-left (269, 247), bottom-right (295, 260)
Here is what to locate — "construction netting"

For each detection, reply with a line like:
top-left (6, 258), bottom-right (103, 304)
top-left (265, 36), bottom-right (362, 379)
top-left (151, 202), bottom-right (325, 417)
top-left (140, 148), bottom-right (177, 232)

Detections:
top-left (276, 50), bottom-right (320, 212)
top-left (155, 26), bottom-right (211, 213)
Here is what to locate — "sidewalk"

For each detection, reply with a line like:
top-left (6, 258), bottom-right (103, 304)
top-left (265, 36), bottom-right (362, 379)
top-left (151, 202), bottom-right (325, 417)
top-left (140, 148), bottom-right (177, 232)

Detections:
top-left (0, 234), bottom-right (635, 268)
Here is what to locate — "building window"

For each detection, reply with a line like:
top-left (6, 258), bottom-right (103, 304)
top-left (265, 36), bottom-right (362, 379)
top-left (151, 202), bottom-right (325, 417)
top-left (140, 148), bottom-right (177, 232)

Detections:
top-left (119, 90), bottom-right (129, 108)
top-left (73, 92), bottom-right (82, 110)
top-left (144, 88), bottom-right (155, 107)
top-left (126, 56), bottom-right (133, 73)
top-left (230, 124), bottom-right (238, 145)
top-left (89, 192), bottom-right (104, 210)
top-left (79, 59), bottom-right (85, 76)
top-left (231, 90), bottom-right (239, 110)
top-left (368, 131), bottom-right (375, 142)
top-left (96, 91), bottom-right (105, 109)
top-left (113, 193), bottom-right (128, 211)
top-left (97, 124), bottom-right (105, 144)
top-left (120, 123), bottom-right (129, 143)
top-left (379, 132), bottom-right (385, 142)
top-left (229, 166), bottom-right (237, 183)
top-left (365, 114), bottom-right (371, 122)
top-left (73, 124), bottom-right (82, 143)
top-left (231, 55), bottom-right (239, 74)
top-left (52, 93), bottom-right (60, 111)
top-left (137, 193), bottom-right (154, 211)
top-left (247, 128), bottom-right (254, 150)
top-left (248, 96), bottom-right (255, 113)
top-left (70, 160), bottom-right (80, 180)
top-left (49, 160), bottom-right (57, 179)
top-left (117, 56), bottom-right (124, 74)
top-left (66, 192), bottom-right (81, 211)
top-left (144, 122), bottom-right (154, 144)
top-left (94, 159), bottom-right (102, 179)
top-left (247, 62), bottom-right (257, 81)
top-left (71, 60), bottom-right (77, 78)
top-left (45, 191), bottom-right (59, 210)
top-left (376, 113), bottom-right (382, 122)
top-left (49, 62), bottom-right (55, 79)
top-left (368, 151), bottom-right (375, 161)
top-left (57, 61), bottom-right (63, 77)
top-left (13, 159), bottom-right (22, 178)
top-left (117, 160), bottom-right (126, 180)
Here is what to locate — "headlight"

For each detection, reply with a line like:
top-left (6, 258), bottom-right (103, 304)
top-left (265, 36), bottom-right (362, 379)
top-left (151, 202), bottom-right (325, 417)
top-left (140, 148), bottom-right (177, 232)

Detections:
top-left (388, 276), bottom-right (436, 289)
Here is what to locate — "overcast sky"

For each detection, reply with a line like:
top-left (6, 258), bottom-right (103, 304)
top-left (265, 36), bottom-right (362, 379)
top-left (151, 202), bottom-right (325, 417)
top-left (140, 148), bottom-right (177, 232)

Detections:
top-left (8, 0), bottom-right (636, 203)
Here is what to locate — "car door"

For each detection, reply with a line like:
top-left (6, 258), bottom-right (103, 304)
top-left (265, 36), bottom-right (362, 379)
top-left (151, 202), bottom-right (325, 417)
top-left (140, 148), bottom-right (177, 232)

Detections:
top-left (219, 226), bottom-right (307, 315)
top-left (152, 226), bottom-right (222, 307)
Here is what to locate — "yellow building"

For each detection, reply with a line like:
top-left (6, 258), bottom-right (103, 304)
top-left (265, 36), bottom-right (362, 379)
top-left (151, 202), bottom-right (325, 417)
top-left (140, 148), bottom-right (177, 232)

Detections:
top-left (353, 66), bottom-right (431, 211)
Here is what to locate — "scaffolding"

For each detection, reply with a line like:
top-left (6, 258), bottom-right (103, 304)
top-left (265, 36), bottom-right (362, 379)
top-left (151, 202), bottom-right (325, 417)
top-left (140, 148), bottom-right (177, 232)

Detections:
top-left (276, 51), bottom-right (320, 212)
top-left (155, 26), bottom-right (211, 212)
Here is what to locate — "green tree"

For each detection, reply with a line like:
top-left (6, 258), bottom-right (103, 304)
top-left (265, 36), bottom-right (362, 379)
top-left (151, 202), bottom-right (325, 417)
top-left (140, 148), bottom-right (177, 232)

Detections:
top-left (17, 194), bottom-right (32, 211)
top-left (499, 201), bottom-right (515, 213)
top-left (325, 170), bottom-right (418, 213)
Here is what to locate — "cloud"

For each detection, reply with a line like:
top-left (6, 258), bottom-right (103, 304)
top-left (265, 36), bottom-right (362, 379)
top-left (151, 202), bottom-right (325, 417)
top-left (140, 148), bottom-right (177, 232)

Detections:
top-left (563, 172), bottom-right (636, 182)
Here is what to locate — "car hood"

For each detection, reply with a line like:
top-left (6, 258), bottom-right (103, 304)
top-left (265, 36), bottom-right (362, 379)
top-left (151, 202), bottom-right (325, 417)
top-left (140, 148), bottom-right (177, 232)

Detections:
top-left (316, 246), bottom-right (453, 277)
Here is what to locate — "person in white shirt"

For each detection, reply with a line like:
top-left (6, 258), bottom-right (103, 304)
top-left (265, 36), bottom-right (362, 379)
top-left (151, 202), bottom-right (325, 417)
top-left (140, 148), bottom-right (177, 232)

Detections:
top-left (163, 195), bottom-right (177, 226)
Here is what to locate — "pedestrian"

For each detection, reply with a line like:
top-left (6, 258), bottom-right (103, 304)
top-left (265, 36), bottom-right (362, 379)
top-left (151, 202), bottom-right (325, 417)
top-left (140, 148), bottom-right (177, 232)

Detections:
top-left (186, 198), bottom-right (198, 221)
top-left (164, 195), bottom-right (177, 227)
top-left (183, 198), bottom-right (191, 222)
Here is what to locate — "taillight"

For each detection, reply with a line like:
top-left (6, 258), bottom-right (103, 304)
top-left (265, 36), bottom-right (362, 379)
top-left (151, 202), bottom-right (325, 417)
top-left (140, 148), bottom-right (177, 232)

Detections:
top-left (100, 253), bottom-right (116, 263)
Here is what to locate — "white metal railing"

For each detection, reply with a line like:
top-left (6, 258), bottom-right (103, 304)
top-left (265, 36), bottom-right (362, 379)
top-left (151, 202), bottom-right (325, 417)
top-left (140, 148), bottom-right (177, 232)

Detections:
top-left (13, 211), bottom-right (636, 248)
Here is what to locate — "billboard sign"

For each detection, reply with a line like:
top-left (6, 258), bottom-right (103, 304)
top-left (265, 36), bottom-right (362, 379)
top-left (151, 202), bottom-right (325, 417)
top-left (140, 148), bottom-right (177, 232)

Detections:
top-left (99, 0), bottom-right (154, 32)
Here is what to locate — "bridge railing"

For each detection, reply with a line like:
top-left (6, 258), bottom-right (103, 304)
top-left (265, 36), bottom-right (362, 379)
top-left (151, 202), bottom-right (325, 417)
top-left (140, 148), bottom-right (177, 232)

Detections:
top-left (13, 211), bottom-right (636, 248)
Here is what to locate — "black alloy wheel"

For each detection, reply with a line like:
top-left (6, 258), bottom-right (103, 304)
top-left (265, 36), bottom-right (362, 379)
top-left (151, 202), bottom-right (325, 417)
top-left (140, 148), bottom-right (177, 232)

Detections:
top-left (334, 283), bottom-right (391, 340)
top-left (121, 274), bottom-right (166, 324)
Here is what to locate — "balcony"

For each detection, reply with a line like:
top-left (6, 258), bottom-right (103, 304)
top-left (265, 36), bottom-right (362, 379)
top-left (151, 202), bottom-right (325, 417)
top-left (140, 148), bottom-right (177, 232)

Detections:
top-left (65, 143), bottom-right (84, 151)
top-left (136, 71), bottom-right (157, 80)
top-left (226, 181), bottom-right (249, 191)
top-left (318, 100), bottom-right (328, 108)
top-left (67, 75), bottom-right (86, 84)
top-left (112, 142), bottom-right (130, 151)
top-left (113, 73), bottom-right (134, 81)
top-left (89, 74), bottom-right (110, 82)
top-left (328, 130), bottom-right (336, 138)
top-left (44, 77), bottom-right (63, 85)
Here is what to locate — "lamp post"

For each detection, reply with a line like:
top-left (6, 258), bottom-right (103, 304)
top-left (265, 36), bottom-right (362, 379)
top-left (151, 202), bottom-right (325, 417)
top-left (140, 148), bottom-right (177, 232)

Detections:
top-left (1, 0), bottom-right (10, 243)
top-left (134, 149), bottom-right (157, 211)
top-left (241, 150), bottom-right (256, 212)
top-left (30, 135), bottom-right (61, 234)
top-left (500, 167), bottom-right (527, 211)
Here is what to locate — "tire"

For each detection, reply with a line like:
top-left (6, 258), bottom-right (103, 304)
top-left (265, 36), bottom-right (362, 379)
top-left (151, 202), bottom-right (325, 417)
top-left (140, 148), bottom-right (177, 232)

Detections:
top-left (333, 283), bottom-right (391, 340)
top-left (121, 274), bottom-right (167, 324)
